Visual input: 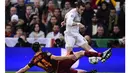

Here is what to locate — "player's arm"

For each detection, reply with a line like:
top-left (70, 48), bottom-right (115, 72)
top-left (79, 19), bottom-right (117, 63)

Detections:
top-left (16, 60), bottom-right (34, 73)
top-left (61, 20), bottom-right (65, 27)
top-left (66, 13), bottom-right (80, 26)
top-left (16, 65), bottom-right (30, 73)
top-left (50, 55), bottom-right (77, 61)
top-left (79, 23), bottom-right (85, 29)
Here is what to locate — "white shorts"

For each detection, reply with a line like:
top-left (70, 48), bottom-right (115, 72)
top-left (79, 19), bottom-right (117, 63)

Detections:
top-left (64, 32), bottom-right (88, 48)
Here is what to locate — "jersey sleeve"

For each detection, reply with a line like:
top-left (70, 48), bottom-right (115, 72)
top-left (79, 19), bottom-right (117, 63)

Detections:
top-left (28, 59), bottom-right (35, 68)
top-left (66, 13), bottom-right (76, 26)
top-left (43, 52), bottom-right (52, 60)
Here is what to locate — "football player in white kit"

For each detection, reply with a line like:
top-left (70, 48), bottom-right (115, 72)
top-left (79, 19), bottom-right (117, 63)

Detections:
top-left (62, 2), bottom-right (111, 62)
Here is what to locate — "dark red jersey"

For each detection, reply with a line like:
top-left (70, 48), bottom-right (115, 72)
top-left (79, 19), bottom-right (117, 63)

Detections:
top-left (28, 52), bottom-right (58, 73)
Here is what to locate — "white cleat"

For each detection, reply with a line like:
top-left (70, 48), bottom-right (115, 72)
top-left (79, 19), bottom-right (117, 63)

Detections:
top-left (101, 48), bottom-right (112, 62)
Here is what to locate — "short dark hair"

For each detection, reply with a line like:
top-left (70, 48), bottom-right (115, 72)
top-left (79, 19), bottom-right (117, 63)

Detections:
top-left (97, 25), bottom-right (104, 29)
top-left (33, 24), bottom-right (40, 32)
top-left (85, 2), bottom-right (91, 5)
top-left (29, 13), bottom-right (37, 22)
top-left (32, 42), bottom-right (41, 52)
top-left (26, 5), bottom-right (32, 9)
top-left (101, 1), bottom-right (108, 6)
top-left (76, 2), bottom-right (85, 8)
top-left (54, 8), bottom-right (61, 12)
top-left (50, 16), bottom-right (57, 20)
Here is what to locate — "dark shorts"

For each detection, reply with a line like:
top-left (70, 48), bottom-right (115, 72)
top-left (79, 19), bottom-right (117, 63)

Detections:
top-left (56, 52), bottom-right (78, 73)
top-left (57, 60), bottom-right (78, 73)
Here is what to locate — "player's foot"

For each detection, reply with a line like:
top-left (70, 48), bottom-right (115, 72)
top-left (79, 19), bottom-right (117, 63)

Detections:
top-left (101, 48), bottom-right (112, 62)
top-left (86, 70), bottom-right (97, 73)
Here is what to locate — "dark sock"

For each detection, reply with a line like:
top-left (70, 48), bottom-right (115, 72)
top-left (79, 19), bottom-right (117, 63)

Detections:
top-left (84, 51), bottom-right (102, 57)
top-left (86, 70), bottom-right (97, 73)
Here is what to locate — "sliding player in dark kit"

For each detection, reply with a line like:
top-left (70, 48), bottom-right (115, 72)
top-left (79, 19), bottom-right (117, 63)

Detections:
top-left (16, 42), bottom-right (111, 73)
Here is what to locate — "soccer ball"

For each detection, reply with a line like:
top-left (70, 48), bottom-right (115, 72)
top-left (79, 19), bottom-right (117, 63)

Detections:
top-left (88, 57), bottom-right (99, 64)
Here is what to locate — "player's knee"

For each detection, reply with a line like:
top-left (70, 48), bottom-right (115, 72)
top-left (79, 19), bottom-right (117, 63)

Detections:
top-left (81, 43), bottom-right (89, 50)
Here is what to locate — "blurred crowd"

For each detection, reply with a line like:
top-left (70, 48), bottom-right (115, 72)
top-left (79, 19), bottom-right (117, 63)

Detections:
top-left (5, 0), bottom-right (125, 48)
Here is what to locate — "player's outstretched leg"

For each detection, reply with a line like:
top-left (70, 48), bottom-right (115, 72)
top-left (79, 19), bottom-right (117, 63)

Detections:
top-left (73, 48), bottom-right (112, 63)
top-left (83, 48), bottom-right (112, 62)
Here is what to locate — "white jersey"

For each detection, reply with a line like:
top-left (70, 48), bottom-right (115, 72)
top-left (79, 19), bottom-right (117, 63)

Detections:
top-left (64, 8), bottom-right (88, 48)
top-left (64, 8), bottom-right (81, 34)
